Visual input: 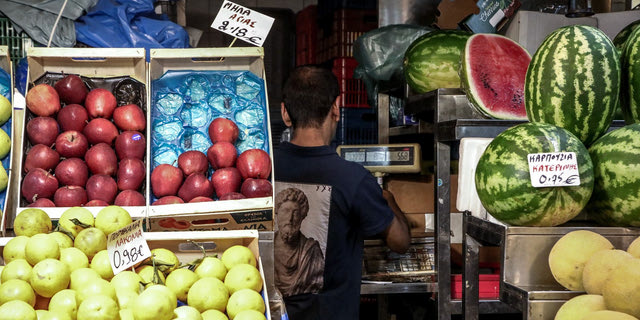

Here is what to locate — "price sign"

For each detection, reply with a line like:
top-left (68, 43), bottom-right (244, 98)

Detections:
top-left (107, 219), bottom-right (151, 275)
top-left (210, 0), bottom-right (275, 46)
top-left (527, 152), bottom-right (580, 188)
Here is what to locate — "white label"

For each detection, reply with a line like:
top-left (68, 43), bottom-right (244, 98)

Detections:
top-left (489, 9), bottom-right (505, 27)
top-left (210, 0), bottom-right (275, 46)
top-left (107, 219), bottom-right (151, 275)
top-left (527, 152), bottom-right (580, 188)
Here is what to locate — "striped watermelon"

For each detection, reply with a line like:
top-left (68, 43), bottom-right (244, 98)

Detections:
top-left (620, 25), bottom-right (640, 124)
top-left (475, 122), bottom-right (594, 227)
top-left (613, 19), bottom-right (640, 52)
top-left (586, 124), bottom-right (640, 226)
top-left (403, 30), bottom-right (471, 94)
top-left (525, 25), bottom-right (621, 147)
top-left (461, 33), bottom-right (530, 120)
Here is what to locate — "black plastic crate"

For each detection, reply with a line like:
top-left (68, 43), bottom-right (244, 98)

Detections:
top-left (0, 18), bottom-right (33, 66)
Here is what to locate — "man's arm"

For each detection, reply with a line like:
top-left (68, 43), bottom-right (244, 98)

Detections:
top-left (381, 189), bottom-right (411, 253)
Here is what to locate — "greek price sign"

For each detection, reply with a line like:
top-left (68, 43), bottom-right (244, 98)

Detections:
top-left (527, 152), bottom-right (580, 188)
top-left (211, 0), bottom-right (275, 46)
top-left (107, 219), bottom-right (151, 275)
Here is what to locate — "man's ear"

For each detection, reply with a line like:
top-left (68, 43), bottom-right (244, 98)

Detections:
top-left (331, 97), bottom-right (340, 122)
top-left (281, 103), bottom-right (292, 127)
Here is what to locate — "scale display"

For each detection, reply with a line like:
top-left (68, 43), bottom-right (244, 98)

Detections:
top-left (337, 144), bottom-right (421, 174)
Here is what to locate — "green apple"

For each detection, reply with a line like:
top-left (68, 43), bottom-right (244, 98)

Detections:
top-left (90, 250), bottom-right (114, 280)
top-left (0, 300), bottom-right (37, 320)
top-left (59, 207), bottom-right (95, 238)
top-left (226, 288), bottom-right (266, 320)
top-left (0, 165), bottom-right (7, 192)
top-left (133, 285), bottom-right (174, 320)
top-left (0, 128), bottom-right (10, 159)
top-left (75, 278), bottom-right (116, 305)
top-left (116, 289), bottom-right (138, 310)
top-left (201, 309), bottom-right (229, 320)
top-left (0, 95), bottom-right (12, 126)
top-left (221, 245), bottom-right (256, 270)
top-left (150, 248), bottom-right (180, 275)
top-left (41, 309), bottom-right (73, 320)
top-left (188, 277), bottom-right (229, 313)
top-left (120, 309), bottom-right (135, 320)
top-left (165, 268), bottom-right (199, 301)
top-left (110, 270), bottom-right (143, 293)
top-left (1, 258), bottom-right (32, 282)
top-left (25, 233), bottom-right (60, 266)
top-left (145, 284), bottom-right (177, 310)
top-left (49, 289), bottom-right (77, 320)
top-left (95, 205), bottom-right (132, 236)
top-left (0, 279), bottom-right (36, 306)
top-left (74, 227), bottom-right (107, 260)
top-left (224, 264), bottom-right (262, 294)
top-left (174, 306), bottom-right (203, 320)
top-left (69, 267), bottom-right (101, 291)
top-left (14, 208), bottom-right (52, 237)
top-left (233, 310), bottom-right (266, 320)
top-left (77, 294), bottom-right (119, 320)
top-left (195, 256), bottom-right (227, 281)
top-left (50, 232), bottom-right (73, 249)
top-left (59, 247), bottom-right (89, 272)
top-left (30, 259), bottom-right (70, 298)
top-left (3, 235), bottom-right (29, 263)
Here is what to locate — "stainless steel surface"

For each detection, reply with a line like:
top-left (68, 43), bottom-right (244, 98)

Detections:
top-left (259, 231), bottom-right (275, 301)
top-left (361, 282), bottom-right (437, 294)
top-left (378, 0), bottom-right (437, 27)
top-left (378, 92), bottom-right (390, 144)
top-left (405, 88), bottom-right (484, 123)
top-left (450, 300), bottom-right (520, 315)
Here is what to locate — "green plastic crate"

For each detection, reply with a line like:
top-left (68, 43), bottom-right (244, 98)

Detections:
top-left (0, 18), bottom-right (33, 66)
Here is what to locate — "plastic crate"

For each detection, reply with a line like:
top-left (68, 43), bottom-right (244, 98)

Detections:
top-left (0, 18), bottom-right (33, 66)
top-left (296, 5), bottom-right (318, 65)
top-left (336, 107), bottom-right (378, 145)
top-left (451, 274), bottom-right (500, 300)
top-left (316, 9), bottom-right (377, 63)
top-left (317, 0), bottom-right (377, 33)
top-left (333, 57), bottom-right (369, 108)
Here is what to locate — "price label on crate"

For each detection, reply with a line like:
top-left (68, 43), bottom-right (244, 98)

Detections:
top-left (527, 152), bottom-right (580, 188)
top-left (107, 219), bottom-right (151, 275)
top-left (210, 0), bottom-right (274, 46)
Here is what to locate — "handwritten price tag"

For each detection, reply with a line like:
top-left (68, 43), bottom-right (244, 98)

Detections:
top-left (107, 219), bottom-right (151, 275)
top-left (210, 0), bottom-right (275, 46)
top-left (527, 152), bottom-right (580, 188)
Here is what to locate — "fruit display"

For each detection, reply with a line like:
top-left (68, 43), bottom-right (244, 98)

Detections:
top-left (20, 73), bottom-right (148, 208)
top-left (0, 206), bottom-right (269, 320)
top-left (613, 19), bottom-right (640, 52)
top-left (402, 30), bottom-right (471, 94)
top-left (460, 33), bottom-right (530, 120)
top-left (620, 24), bottom-right (640, 124)
top-left (525, 25), bottom-right (621, 147)
top-left (474, 122), bottom-right (594, 227)
top-left (0, 68), bottom-right (12, 212)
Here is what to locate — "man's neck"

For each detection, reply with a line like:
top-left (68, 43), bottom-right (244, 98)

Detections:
top-left (289, 127), bottom-right (332, 147)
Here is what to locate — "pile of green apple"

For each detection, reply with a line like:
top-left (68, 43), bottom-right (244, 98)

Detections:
top-left (0, 206), bottom-right (267, 320)
top-left (0, 95), bottom-right (11, 192)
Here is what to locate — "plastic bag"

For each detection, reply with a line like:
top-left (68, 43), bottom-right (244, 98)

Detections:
top-left (0, 0), bottom-right (78, 47)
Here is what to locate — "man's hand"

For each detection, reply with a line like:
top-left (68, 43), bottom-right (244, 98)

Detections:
top-left (381, 189), bottom-right (411, 253)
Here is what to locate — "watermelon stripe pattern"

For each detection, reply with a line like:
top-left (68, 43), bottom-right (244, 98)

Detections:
top-left (403, 30), bottom-right (471, 94)
top-left (620, 25), bottom-right (640, 124)
top-left (475, 122), bottom-right (594, 227)
top-left (525, 25), bottom-right (620, 147)
top-left (586, 124), bottom-right (640, 226)
top-left (614, 19), bottom-right (640, 52)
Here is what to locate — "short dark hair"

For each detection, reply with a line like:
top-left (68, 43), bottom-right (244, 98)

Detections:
top-left (282, 65), bottom-right (339, 129)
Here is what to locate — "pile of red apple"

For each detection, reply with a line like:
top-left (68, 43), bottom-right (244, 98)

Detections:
top-left (21, 74), bottom-right (148, 207)
top-left (150, 117), bottom-right (272, 205)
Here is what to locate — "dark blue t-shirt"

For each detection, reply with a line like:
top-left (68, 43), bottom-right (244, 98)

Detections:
top-left (273, 142), bottom-right (395, 320)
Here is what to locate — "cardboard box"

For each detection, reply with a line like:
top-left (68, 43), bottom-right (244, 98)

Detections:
top-left (386, 174), bottom-right (459, 214)
top-left (11, 48), bottom-right (149, 225)
top-left (147, 48), bottom-right (274, 232)
top-left (0, 46), bottom-right (12, 236)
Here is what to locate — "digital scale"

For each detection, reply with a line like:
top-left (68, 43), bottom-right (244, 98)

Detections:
top-left (336, 143), bottom-right (422, 186)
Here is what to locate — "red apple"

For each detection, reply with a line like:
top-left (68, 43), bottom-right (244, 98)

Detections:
top-left (55, 131), bottom-right (89, 158)
top-left (208, 118), bottom-right (239, 143)
top-left (86, 174), bottom-right (118, 204)
top-left (114, 190), bottom-right (145, 206)
top-left (27, 198), bottom-right (56, 207)
top-left (54, 74), bottom-right (88, 105)
top-left (150, 164), bottom-right (183, 198)
top-left (85, 199), bottom-right (109, 207)
top-left (21, 168), bottom-right (59, 203)
top-left (26, 117), bottom-right (59, 147)
top-left (83, 118), bottom-right (119, 145)
top-left (54, 158), bottom-right (89, 187)
top-left (53, 186), bottom-right (88, 207)
top-left (211, 167), bottom-right (242, 198)
top-left (189, 196), bottom-right (213, 203)
top-left (152, 196), bottom-right (184, 205)
top-left (115, 131), bottom-right (146, 160)
top-left (113, 104), bottom-right (146, 131)
top-left (219, 192), bottom-right (246, 200)
top-left (117, 158), bottom-right (146, 191)
top-left (236, 149), bottom-right (271, 179)
top-left (24, 144), bottom-right (60, 173)
top-left (57, 104), bottom-right (89, 132)
top-left (26, 84), bottom-right (61, 117)
top-left (241, 178), bottom-right (273, 198)
top-left (206, 142), bottom-right (237, 169)
top-left (85, 143), bottom-right (117, 176)
top-left (178, 150), bottom-right (209, 176)
top-left (85, 88), bottom-right (117, 118)
top-left (178, 173), bottom-right (213, 202)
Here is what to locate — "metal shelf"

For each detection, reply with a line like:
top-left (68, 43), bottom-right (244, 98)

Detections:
top-left (361, 282), bottom-right (437, 295)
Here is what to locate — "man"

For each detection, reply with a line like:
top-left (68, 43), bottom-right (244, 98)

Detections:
top-left (274, 65), bottom-right (411, 319)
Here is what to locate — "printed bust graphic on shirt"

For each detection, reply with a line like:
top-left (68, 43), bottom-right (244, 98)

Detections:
top-left (274, 182), bottom-right (331, 297)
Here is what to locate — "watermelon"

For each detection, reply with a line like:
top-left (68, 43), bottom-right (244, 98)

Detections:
top-left (461, 33), bottom-right (531, 120)
top-left (525, 25), bottom-right (621, 147)
top-left (475, 122), bottom-right (594, 227)
top-left (585, 124), bottom-right (640, 226)
top-left (403, 30), bottom-right (471, 94)
top-left (620, 25), bottom-right (640, 124)
top-left (613, 19), bottom-right (640, 52)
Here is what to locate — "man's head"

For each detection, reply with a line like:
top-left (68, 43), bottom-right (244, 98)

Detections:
top-left (281, 65), bottom-right (339, 130)
top-left (275, 188), bottom-right (310, 243)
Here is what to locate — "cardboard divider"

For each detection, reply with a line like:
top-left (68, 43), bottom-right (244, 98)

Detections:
top-left (0, 46), bottom-right (12, 236)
